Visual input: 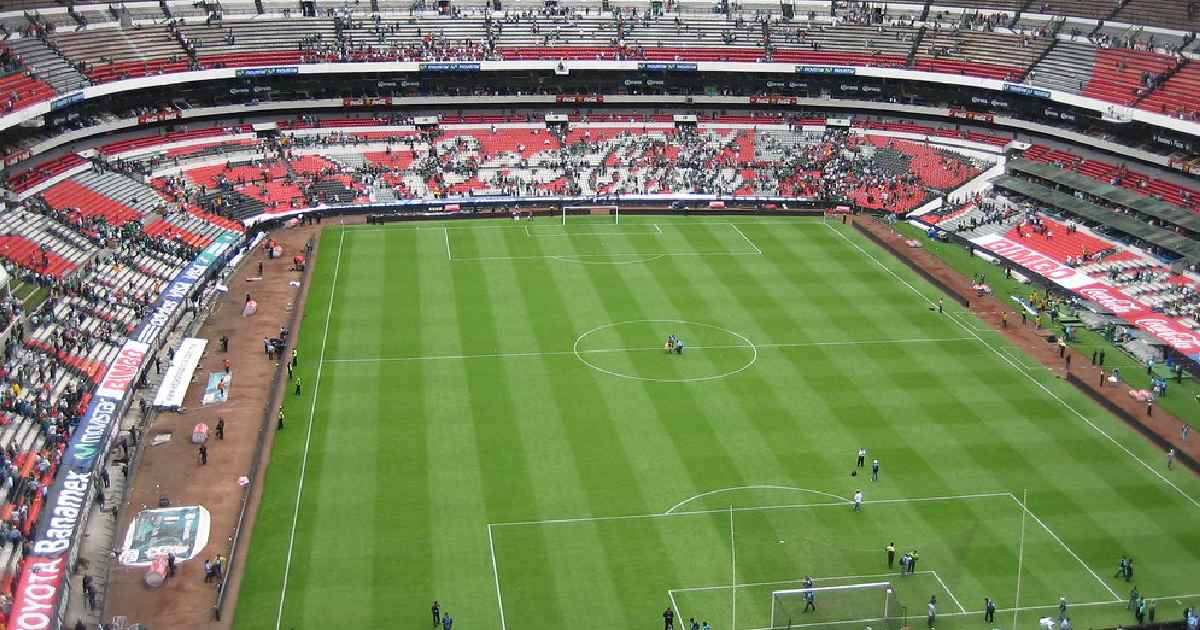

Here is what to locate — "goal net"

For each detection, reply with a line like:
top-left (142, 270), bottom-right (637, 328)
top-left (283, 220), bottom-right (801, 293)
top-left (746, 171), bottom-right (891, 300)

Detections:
top-left (562, 205), bottom-right (620, 225)
top-left (770, 581), bottom-right (901, 630)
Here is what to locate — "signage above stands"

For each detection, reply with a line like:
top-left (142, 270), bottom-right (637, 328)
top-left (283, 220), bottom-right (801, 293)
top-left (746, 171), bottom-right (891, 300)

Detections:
top-left (673, 114), bottom-right (698, 123)
top-left (544, 114), bottom-right (569, 122)
top-left (413, 115), bottom-right (439, 126)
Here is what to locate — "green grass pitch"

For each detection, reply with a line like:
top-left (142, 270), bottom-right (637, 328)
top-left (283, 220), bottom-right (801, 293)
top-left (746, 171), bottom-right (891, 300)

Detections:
top-left (233, 216), bottom-right (1200, 630)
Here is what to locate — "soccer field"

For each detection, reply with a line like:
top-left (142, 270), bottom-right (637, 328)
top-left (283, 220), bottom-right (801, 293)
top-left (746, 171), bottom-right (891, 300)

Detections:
top-left (234, 216), bottom-right (1200, 630)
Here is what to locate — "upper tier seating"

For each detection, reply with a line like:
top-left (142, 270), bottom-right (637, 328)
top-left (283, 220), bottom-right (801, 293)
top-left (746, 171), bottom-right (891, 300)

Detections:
top-left (1023, 144), bottom-right (1200, 213)
top-left (1138, 62), bottom-right (1200, 118)
top-left (1081, 48), bottom-right (1176, 106)
top-left (1028, 41), bottom-right (1097, 94)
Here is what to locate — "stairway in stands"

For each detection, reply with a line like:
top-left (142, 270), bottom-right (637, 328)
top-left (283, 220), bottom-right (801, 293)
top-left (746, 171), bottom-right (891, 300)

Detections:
top-left (4, 37), bottom-right (90, 93)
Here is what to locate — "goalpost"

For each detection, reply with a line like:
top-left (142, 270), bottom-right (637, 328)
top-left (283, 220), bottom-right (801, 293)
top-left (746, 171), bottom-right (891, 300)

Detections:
top-left (770, 581), bottom-right (902, 630)
top-left (561, 205), bottom-right (620, 225)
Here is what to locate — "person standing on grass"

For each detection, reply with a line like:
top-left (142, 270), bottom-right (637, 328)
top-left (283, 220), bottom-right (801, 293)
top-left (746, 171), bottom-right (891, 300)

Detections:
top-left (278, 409), bottom-right (285, 430)
top-left (663, 606), bottom-right (675, 629)
top-left (871, 458), bottom-right (880, 481)
top-left (927, 599), bottom-right (936, 628)
top-left (853, 490), bottom-right (864, 512)
top-left (1148, 599), bottom-right (1156, 623)
top-left (910, 550), bottom-right (920, 573)
top-left (295, 377), bottom-right (303, 396)
top-left (1059, 597), bottom-right (1068, 620)
top-left (804, 588), bottom-right (816, 612)
top-left (432, 601), bottom-right (440, 626)
top-left (1092, 350), bottom-right (1098, 365)
top-left (1099, 350), bottom-right (1106, 366)
top-left (1129, 586), bottom-right (1140, 610)
top-left (1116, 557), bottom-right (1127, 579)
top-left (985, 598), bottom-right (996, 623)
top-left (857, 447), bottom-right (867, 468)
top-left (886, 542), bottom-right (896, 569)
top-left (690, 618), bottom-right (699, 630)
top-left (1126, 557), bottom-right (1134, 582)
top-left (442, 612), bottom-right (452, 630)
top-left (293, 348), bottom-right (298, 368)
top-left (1168, 448), bottom-right (1176, 470)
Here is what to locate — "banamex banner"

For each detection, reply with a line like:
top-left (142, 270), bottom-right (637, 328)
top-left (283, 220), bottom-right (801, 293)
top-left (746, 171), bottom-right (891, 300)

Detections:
top-left (971, 234), bottom-right (1200, 359)
top-left (9, 234), bottom-right (238, 629)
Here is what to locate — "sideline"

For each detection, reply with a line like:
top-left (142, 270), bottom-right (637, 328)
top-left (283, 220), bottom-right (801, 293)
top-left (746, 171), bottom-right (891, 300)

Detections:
top-left (275, 227), bottom-right (347, 630)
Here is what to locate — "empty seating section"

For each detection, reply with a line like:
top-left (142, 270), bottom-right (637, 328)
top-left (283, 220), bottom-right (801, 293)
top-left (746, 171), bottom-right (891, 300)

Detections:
top-left (1082, 48), bottom-right (1175, 106)
top-left (41, 179), bottom-right (142, 225)
top-left (54, 26), bottom-right (188, 82)
top-left (1114, 0), bottom-right (1200, 30)
top-left (3, 38), bottom-right (90, 93)
top-left (915, 30), bottom-right (1040, 80)
top-left (1024, 144), bottom-right (1200, 212)
top-left (1138, 63), bottom-right (1200, 118)
top-left (0, 70), bottom-right (54, 114)
top-left (1028, 41), bottom-right (1097, 94)
top-left (6, 153), bottom-right (86, 193)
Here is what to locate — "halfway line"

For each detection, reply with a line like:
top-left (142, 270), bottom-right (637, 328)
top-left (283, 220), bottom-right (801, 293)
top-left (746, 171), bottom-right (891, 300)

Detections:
top-left (323, 337), bottom-right (974, 364)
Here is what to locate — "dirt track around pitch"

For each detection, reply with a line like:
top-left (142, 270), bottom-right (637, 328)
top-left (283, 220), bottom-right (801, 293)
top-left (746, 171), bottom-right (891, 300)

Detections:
top-left (102, 222), bottom-right (323, 629)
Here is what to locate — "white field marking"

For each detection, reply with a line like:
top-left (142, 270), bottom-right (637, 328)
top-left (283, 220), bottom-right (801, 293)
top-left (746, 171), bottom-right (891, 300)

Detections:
top-left (671, 570), bottom-right (933, 593)
top-left (933, 569), bottom-right (967, 613)
top-left (655, 223), bottom-right (663, 234)
top-left (728, 223), bottom-right (764, 255)
top-left (553, 253), bottom-right (667, 265)
top-left (668, 589), bottom-right (684, 628)
top-left (344, 219), bottom-right (826, 234)
top-left (275, 226), bottom-right (346, 630)
top-left (1008, 493), bottom-right (1120, 600)
top-left (572, 319), bottom-right (759, 384)
top-left (526, 229), bottom-right (662, 237)
top-left (665, 485), bottom-right (849, 514)
top-left (737, 597), bottom-right (1136, 630)
top-left (322, 336), bottom-right (976, 364)
top-left (488, 491), bottom-right (1012, 528)
top-left (1013, 488), bottom-right (1028, 630)
top-left (824, 223), bottom-right (1200, 510)
top-left (443, 226), bottom-right (452, 260)
top-left (487, 524), bottom-right (508, 630)
top-left (449, 250), bottom-right (762, 262)
top-left (730, 506), bottom-right (737, 630)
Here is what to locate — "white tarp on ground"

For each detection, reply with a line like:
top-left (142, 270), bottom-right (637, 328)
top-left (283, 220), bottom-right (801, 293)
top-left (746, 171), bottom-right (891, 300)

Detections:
top-left (152, 337), bottom-right (207, 407)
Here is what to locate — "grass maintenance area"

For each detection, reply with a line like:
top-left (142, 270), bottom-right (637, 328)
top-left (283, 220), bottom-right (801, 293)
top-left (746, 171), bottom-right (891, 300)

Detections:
top-left (233, 216), bottom-right (1200, 630)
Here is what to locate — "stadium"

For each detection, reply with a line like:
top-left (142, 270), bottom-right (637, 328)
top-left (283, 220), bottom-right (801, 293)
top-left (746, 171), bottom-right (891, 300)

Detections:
top-left (0, 0), bottom-right (1196, 628)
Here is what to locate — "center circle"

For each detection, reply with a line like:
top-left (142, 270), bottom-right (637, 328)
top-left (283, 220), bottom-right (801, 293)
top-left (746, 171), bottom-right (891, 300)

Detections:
top-left (572, 319), bottom-right (758, 383)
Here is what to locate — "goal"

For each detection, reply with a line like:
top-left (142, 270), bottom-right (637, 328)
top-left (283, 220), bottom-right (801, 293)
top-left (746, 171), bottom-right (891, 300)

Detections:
top-left (561, 205), bottom-right (620, 225)
top-left (770, 581), bottom-right (902, 630)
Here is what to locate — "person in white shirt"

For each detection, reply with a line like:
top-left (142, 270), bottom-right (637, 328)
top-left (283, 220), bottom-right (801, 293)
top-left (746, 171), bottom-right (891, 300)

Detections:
top-left (853, 490), bottom-right (864, 512)
top-left (857, 447), bottom-right (867, 468)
